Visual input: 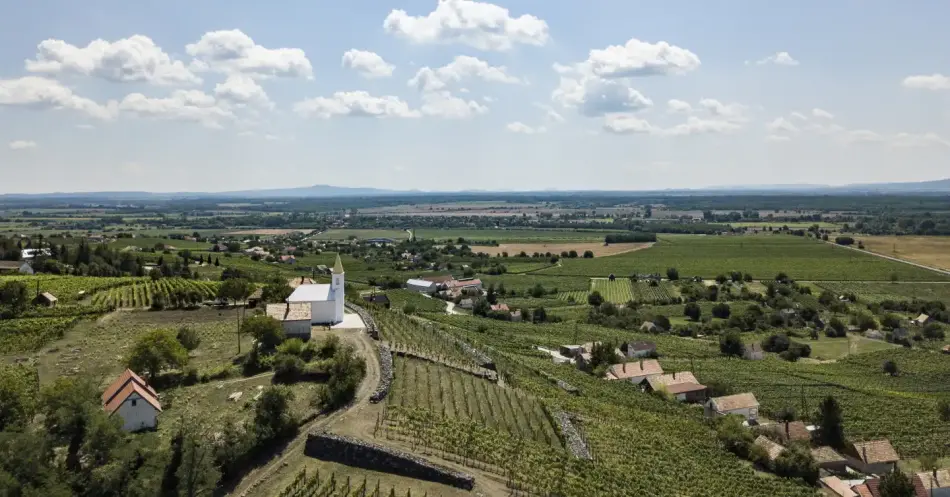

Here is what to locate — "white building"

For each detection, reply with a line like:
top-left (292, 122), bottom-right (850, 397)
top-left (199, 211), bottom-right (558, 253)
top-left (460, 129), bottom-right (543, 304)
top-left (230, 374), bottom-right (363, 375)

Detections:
top-left (406, 278), bottom-right (437, 294)
top-left (287, 255), bottom-right (345, 324)
top-left (0, 261), bottom-right (33, 274)
top-left (102, 369), bottom-right (162, 432)
top-left (265, 302), bottom-right (312, 338)
top-left (21, 248), bottom-right (51, 259)
top-left (705, 393), bottom-right (759, 422)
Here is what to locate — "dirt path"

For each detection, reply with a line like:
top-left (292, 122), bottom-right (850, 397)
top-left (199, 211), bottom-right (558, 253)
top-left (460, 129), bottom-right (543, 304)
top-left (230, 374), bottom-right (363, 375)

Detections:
top-left (444, 302), bottom-right (462, 315)
top-left (232, 330), bottom-right (381, 497)
top-left (826, 240), bottom-right (950, 278)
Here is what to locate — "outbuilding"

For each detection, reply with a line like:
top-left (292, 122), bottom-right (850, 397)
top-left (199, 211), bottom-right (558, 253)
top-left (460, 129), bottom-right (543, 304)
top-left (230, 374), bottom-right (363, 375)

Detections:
top-left (406, 278), bottom-right (437, 294)
top-left (266, 302), bottom-right (313, 339)
top-left (0, 261), bottom-right (33, 275)
top-left (102, 369), bottom-right (162, 432)
top-left (705, 393), bottom-right (760, 422)
top-left (32, 292), bottom-right (58, 307)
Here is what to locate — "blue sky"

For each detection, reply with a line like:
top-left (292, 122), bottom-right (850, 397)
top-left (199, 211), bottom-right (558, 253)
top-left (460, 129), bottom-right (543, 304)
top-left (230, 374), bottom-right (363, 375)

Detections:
top-left (2, 0), bottom-right (949, 193)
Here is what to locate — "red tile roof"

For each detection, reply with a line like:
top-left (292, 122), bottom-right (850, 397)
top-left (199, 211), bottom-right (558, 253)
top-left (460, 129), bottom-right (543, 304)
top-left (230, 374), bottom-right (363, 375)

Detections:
top-left (851, 440), bottom-right (899, 464)
top-left (102, 369), bottom-right (161, 415)
top-left (102, 369), bottom-right (156, 405)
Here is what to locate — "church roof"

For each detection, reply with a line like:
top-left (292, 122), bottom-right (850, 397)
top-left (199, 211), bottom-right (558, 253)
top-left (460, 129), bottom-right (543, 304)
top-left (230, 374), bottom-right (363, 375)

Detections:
top-left (288, 284), bottom-right (333, 302)
top-left (332, 254), bottom-right (344, 274)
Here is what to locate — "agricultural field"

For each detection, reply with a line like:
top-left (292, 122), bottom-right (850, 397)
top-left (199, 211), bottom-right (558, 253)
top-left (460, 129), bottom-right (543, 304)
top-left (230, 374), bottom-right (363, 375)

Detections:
top-left (108, 236), bottom-right (213, 251)
top-left (383, 289), bottom-right (446, 313)
top-left (312, 229), bottom-right (410, 241)
top-left (90, 278), bottom-right (222, 308)
top-left (274, 465), bottom-right (470, 497)
top-left (388, 356), bottom-right (561, 447)
top-left (537, 234), bottom-right (950, 281)
top-left (478, 274), bottom-right (590, 295)
top-left (0, 316), bottom-right (81, 353)
top-left (226, 228), bottom-right (314, 235)
top-left (792, 334), bottom-right (898, 361)
top-left (590, 278), bottom-right (679, 304)
top-left (0, 275), bottom-right (144, 303)
top-left (470, 242), bottom-right (650, 258)
top-left (414, 228), bottom-right (625, 243)
top-left (858, 235), bottom-right (950, 271)
top-left (814, 281), bottom-right (950, 304)
top-left (555, 290), bottom-right (590, 304)
top-left (730, 221), bottom-right (840, 230)
top-left (372, 309), bottom-right (480, 369)
top-left (503, 261), bottom-right (554, 273)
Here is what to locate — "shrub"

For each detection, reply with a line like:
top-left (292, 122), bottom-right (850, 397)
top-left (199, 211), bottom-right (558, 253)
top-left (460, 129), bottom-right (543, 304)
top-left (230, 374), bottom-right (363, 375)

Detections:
top-left (402, 303), bottom-right (416, 315)
top-left (761, 334), bottom-right (791, 353)
top-left (273, 353), bottom-right (305, 383)
top-left (277, 338), bottom-right (305, 356)
top-left (712, 303), bottom-right (731, 319)
top-left (720, 331), bottom-right (745, 357)
top-left (176, 326), bottom-right (201, 351)
top-left (883, 360), bottom-right (898, 376)
top-left (834, 236), bottom-right (855, 246)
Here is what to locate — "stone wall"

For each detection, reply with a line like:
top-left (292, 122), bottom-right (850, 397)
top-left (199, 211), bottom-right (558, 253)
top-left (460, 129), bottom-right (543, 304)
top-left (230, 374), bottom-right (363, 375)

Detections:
top-left (304, 432), bottom-right (475, 490)
top-left (370, 343), bottom-right (393, 403)
top-left (344, 302), bottom-right (378, 339)
top-left (552, 410), bottom-right (592, 460)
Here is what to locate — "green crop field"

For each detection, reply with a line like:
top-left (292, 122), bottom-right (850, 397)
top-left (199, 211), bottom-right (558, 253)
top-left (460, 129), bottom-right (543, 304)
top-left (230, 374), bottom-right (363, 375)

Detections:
top-left (0, 275), bottom-right (144, 303)
top-left (814, 281), bottom-right (950, 304)
top-left (312, 229), bottom-right (410, 241)
top-left (536, 235), bottom-right (950, 281)
top-left (109, 237), bottom-right (213, 251)
top-left (384, 289), bottom-right (446, 313)
top-left (591, 278), bottom-right (680, 304)
top-left (414, 228), bottom-right (624, 243)
top-left (0, 316), bottom-right (80, 353)
top-left (479, 274), bottom-right (590, 295)
top-left (90, 278), bottom-right (222, 308)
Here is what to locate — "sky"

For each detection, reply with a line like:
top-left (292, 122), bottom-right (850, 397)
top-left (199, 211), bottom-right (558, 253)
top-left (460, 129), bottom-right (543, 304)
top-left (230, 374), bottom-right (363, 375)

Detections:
top-left (1, 0), bottom-right (949, 194)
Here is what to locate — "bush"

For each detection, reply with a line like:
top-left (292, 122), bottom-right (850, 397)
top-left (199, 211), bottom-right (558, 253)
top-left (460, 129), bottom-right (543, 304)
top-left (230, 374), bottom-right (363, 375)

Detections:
top-left (684, 302), bottom-right (702, 321)
top-left (241, 315), bottom-right (285, 350)
top-left (176, 326), bottom-right (201, 351)
top-left (312, 345), bottom-right (366, 410)
top-left (277, 338), bottom-right (305, 356)
top-left (587, 291), bottom-right (604, 307)
top-left (761, 333), bottom-right (791, 353)
top-left (720, 331), bottom-right (745, 357)
top-left (273, 353), bottom-right (305, 383)
top-left (711, 303), bottom-right (731, 319)
top-left (402, 303), bottom-right (416, 315)
top-left (883, 360), bottom-right (898, 376)
top-left (834, 236), bottom-right (855, 246)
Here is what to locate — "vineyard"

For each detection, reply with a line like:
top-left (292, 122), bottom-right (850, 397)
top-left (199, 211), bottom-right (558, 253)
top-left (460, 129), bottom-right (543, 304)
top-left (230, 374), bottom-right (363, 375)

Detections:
top-left (0, 316), bottom-right (79, 353)
top-left (556, 290), bottom-right (590, 304)
top-left (814, 281), bottom-right (950, 304)
top-left (90, 278), bottom-right (221, 308)
top-left (372, 310), bottom-right (480, 369)
top-left (0, 275), bottom-right (143, 303)
top-left (388, 356), bottom-right (561, 447)
top-left (590, 279), bottom-right (680, 304)
top-left (383, 289), bottom-right (446, 313)
top-left (277, 469), bottom-right (432, 497)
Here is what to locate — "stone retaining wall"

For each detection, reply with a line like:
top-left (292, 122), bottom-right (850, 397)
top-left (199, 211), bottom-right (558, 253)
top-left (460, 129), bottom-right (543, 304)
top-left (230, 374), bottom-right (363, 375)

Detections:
top-left (370, 343), bottom-right (393, 403)
top-left (304, 432), bottom-right (475, 490)
top-left (552, 410), bottom-right (592, 460)
top-left (345, 302), bottom-right (378, 339)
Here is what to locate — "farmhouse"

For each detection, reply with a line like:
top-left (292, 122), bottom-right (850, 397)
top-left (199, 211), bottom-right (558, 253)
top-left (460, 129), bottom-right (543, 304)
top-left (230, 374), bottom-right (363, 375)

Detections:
top-left (705, 393), bottom-right (759, 422)
top-left (286, 255), bottom-right (345, 324)
top-left (265, 302), bottom-right (312, 338)
top-left (811, 446), bottom-right (849, 473)
top-left (743, 343), bottom-right (764, 360)
top-left (605, 359), bottom-right (664, 384)
top-left (753, 435), bottom-right (786, 462)
top-left (851, 479), bottom-right (881, 497)
top-left (619, 340), bottom-right (656, 358)
top-left (847, 440), bottom-right (899, 475)
top-left (914, 470), bottom-right (950, 497)
top-left (32, 292), bottom-right (57, 307)
top-left (0, 261), bottom-right (33, 274)
top-left (644, 372), bottom-right (707, 402)
top-left (778, 420), bottom-right (811, 443)
top-left (102, 369), bottom-right (162, 432)
top-left (406, 278), bottom-right (438, 294)
top-left (445, 278), bottom-right (483, 295)
top-left (422, 274), bottom-right (456, 285)
top-left (246, 288), bottom-right (263, 308)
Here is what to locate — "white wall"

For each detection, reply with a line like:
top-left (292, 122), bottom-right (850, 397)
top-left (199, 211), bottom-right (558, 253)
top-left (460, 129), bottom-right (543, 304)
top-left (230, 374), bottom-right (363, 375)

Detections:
top-left (114, 392), bottom-right (158, 431)
top-left (310, 300), bottom-right (337, 324)
top-left (282, 320), bottom-right (311, 338)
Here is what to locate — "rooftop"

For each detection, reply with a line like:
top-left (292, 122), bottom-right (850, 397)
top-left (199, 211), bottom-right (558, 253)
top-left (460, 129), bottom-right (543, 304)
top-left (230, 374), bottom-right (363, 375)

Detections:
top-left (754, 435), bottom-right (786, 461)
top-left (647, 372), bottom-right (698, 389)
top-left (811, 446), bottom-right (847, 463)
top-left (710, 393), bottom-right (759, 412)
top-left (406, 278), bottom-right (435, 287)
top-left (820, 476), bottom-right (857, 497)
top-left (851, 440), bottom-right (899, 464)
top-left (288, 284), bottom-right (332, 302)
top-left (606, 359), bottom-right (664, 380)
top-left (266, 303), bottom-right (312, 322)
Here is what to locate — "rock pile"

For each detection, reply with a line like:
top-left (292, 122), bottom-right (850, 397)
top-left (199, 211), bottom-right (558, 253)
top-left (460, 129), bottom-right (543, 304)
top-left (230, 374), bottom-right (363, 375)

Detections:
top-left (553, 410), bottom-right (591, 460)
top-left (370, 343), bottom-right (393, 403)
top-left (305, 431), bottom-right (475, 490)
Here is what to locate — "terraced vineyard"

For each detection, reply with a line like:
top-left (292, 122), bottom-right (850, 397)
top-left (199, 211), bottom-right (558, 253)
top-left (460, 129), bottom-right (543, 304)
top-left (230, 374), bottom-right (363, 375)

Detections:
top-left (815, 281), bottom-right (950, 304)
top-left (90, 278), bottom-right (221, 308)
top-left (372, 309), bottom-right (480, 369)
top-left (384, 289), bottom-right (446, 313)
top-left (278, 469), bottom-right (424, 497)
top-left (0, 275), bottom-right (143, 303)
top-left (556, 290), bottom-right (590, 303)
top-left (388, 356), bottom-right (560, 447)
top-left (591, 278), bottom-right (680, 304)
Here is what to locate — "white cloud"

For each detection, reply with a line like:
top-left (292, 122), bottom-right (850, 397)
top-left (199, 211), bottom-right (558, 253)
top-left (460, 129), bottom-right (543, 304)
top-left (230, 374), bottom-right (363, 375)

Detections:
top-left (342, 49), bottom-right (395, 78)
top-left (698, 98), bottom-right (747, 122)
top-left (506, 121), bottom-right (545, 134)
top-left (119, 90), bottom-right (233, 128)
top-left (749, 51), bottom-right (799, 66)
top-left (8, 140), bottom-right (37, 150)
top-left (25, 36), bottom-right (200, 85)
top-left (667, 99), bottom-right (692, 113)
top-left (294, 91), bottom-right (419, 119)
top-left (767, 117), bottom-right (799, 134)
top-left (552, 73), bottom-right (653, 116)
top-left (213, 74), bottom-right (272, 109)
top-left (383, 0), bottom-right (549, 51)
top-left (766, 134), bottom-right (792, 142)
top-left (604, 114), bottom-right (740, 136)
top-left (76, 124), bottom-right (95, 130)
top-left (420, 91), bottom-right (488, 119)
top-left (0, 76), bottom-right (117, 120)
top-left (409, 55), bottom-right (522, 92)
top-left (812, 108), bottom-right (834, 119)
top-left (790, 111), bottom-right (808, 121)
top-left (843, 129), bottom-right (950, 148)
top-left (584, 39), bottom-right (701, 78)
top-left (902, 74), bottom-right (950, 90)
top-left (186, 30), bottom-right (313, 79)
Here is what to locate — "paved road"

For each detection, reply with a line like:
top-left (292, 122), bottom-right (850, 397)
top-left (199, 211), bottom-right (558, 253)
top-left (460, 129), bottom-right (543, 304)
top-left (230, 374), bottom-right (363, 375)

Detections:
top-left (826, 241), bottom-right (950, 278)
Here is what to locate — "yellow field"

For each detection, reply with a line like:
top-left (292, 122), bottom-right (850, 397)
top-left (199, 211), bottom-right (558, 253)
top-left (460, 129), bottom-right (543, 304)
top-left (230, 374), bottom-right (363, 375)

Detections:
top-left (860, 236), bottom-right (950, 271)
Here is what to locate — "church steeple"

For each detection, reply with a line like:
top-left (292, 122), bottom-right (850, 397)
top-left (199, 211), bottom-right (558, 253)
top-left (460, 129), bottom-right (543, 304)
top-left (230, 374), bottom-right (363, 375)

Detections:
top-left (332, 254), bottom-right (344, 275)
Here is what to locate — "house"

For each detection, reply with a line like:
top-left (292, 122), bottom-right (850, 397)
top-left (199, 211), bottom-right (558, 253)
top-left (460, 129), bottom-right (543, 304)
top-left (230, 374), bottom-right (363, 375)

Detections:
top-left (604, 359), bottom-right (664, 384)
top-left (213, 243), bottom-right (229, 252)
top-left (279, 255), bottom-right (296, 264)
top-left (812, 446), bottom-right (849, 473)
top-left (754, 435), bottom-right (786, 462)
top-left (912, 314), bottom-right (931, 326)
top-left (778, 421), bottom-right (811, 443)
top-left (102, 369), bottom-right (162, 432)
top-left (645, 372), bottom-right (707, 402)
top-left (363, 294), bottom-right (391, 308)
top-left (914, 470), bottom-right (950, 497)
top-left (559, 345), bottom-right (583, 358)
top-left (245, 288), bottom-right (263, 308)
top-left (820, 476), bottom-right (858, 497)
top-left (743, 343), bottom-right (764, 360)
top-left (847, 440), bottom-right (900, 475)
top-left (852, 478), bottom-right (881, 497)
top-left (705, 393), bottom-right (760, 422)
top-left (286, 255), bottom-right (345, 324)
top-left (32, 292), bottom-right (57, 307)
top-left (446, 278), bottom-right (483, 294)
top-left (406, 278), bottom-right (438, 294)
top-left (283, 246), bottom-right (298, 254)
top-left (245, 246), bottom-right (269, 257)
top-left (422, 274), bottom-right (456, 287)
top-left (458, 298), bottom-right (474, 310)
top-left (490, 303), bottom-right (510, 312)
top-left (0, 261), bottom-right (33, 275)
top-left (620, 340), bottom-right (657, 358)
top-left (265, 302), bottom-right (312, 338)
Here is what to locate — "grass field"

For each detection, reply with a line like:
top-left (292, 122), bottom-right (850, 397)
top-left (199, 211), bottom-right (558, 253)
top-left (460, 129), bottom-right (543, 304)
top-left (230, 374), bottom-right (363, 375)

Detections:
top-left (590, 278), bottom-right (679, 304)
top-left (414, 228), bottom-right (625, 243)
top-left (794, 334), bottom-right (898, 360)
top-left (536, 234), bottom-right (950, 281)
top-left (814, 281), bottom-right (950, 304)
top-left (859, 235), bottom-right (950, 271)
top-left (109, 237), bottom-right (213, 251)
top-left (312, 229), bottom-right (410, 241)
top-left (470, 242), bottom-right (650, 257)
top-left (730, 222), bottom-right (840, 229)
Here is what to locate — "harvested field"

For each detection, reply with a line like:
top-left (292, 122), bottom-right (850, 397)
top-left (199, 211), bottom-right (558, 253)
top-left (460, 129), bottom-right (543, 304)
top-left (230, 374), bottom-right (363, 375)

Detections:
top-left (470, 242), bottom-right (651, 257)
top-left (859, 235), bottom-right (950, 271)
top-left (226, 228), bottom-right (311, 235)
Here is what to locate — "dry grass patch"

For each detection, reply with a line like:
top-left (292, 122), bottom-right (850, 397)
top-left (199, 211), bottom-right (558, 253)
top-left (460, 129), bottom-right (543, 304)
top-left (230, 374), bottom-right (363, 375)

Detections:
top-left (471, 242), bottom-right (651, 257)
top-left (860, 236), bottom-right (950, 271)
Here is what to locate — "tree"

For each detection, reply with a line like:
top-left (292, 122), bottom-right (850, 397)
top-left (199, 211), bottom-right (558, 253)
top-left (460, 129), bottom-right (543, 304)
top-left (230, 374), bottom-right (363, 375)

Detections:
top-left (878, 469), bottom-right (915, 497)
top-left (922, 323), bottom-right (946, 341)
top-left (938, 399), bottom-right (950, 422)
top-left (587, 291), bottom-right (604, 307)
top-left (684, 302), bottom-right (702, 321)
top-left (582, 250), bottom-right (594, 258)
top-left (815, 396), bottom-right (846, 449)
top-left (402, 303), bottom-right (416, 315)
top-left (761, 333), bottom-right (791, 353)
top-left (253, 386), bottom-right (296, 443)
top-left (715, 274), bottom-right (728, 284)
top-left (127, 329), bottom-right (189, 381)
top-left (881, 314), bottom-right (902, 330)
top-left (532, 307), bottom-right (547, 323)
top-left (241, 315), bottom-right (285, 350)
top-left (719, 331), bottom-right (745, 357)
top-left (666, 267), bottom-right (679, 281)
top-left (653, 315), bottom-right (671, 331)
top-left (827, 317), bottom-right (846, 337)
top-left (486, 284), bottom-right (497, 305)
top-left (588, 341), bottom-right (618, 374)
top-left (882, 360), bottom-right (898, 376)
top-left (261, 282), bottom-right (293, 303)
top-left (773, 446), bottom-right (819, 485)
top-left (313, 345), bottom-right (366, 410)
top-left (711, 302), bottom-right (731, 319)
top-left (218, 278), bottom-right (250, 305)
top-left (0, 281), bottom-right (30, 317)
top-left (214, 257), bottom-right (220, 267)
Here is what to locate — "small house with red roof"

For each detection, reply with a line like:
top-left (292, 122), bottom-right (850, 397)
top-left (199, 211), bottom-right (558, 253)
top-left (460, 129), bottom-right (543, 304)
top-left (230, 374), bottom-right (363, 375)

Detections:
top-left (102, 369), bottom-right (162, 432)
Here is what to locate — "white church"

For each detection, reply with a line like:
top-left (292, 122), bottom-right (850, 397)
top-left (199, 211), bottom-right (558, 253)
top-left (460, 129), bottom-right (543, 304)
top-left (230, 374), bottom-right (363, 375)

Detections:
top-left (287, 254), bottom-right (346, 324)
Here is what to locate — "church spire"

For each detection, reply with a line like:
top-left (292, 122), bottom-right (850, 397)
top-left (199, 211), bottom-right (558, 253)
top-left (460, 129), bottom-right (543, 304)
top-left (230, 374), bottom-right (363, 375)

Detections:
top-left (332, 254), bottom-right (344, 274)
